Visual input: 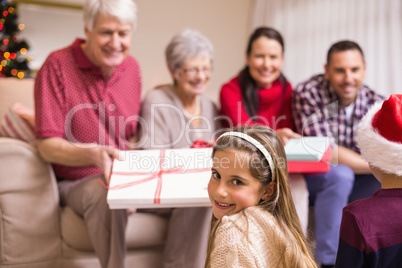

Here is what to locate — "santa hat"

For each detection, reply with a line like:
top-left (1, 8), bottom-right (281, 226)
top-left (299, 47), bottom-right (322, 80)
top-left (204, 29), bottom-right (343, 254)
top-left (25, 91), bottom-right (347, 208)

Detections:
top-left (356, 94), bottom-right (402, 176)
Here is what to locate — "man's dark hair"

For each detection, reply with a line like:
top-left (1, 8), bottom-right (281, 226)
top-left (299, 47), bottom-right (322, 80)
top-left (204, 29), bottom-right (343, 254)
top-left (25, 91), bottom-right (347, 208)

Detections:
top-left (327, 40), bottom-right (365, 64)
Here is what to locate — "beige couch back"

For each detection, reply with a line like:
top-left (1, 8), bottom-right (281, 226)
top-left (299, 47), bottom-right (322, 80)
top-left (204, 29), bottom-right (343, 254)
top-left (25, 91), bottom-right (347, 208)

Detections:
top-left (0, 78), bottom-right (35, 119)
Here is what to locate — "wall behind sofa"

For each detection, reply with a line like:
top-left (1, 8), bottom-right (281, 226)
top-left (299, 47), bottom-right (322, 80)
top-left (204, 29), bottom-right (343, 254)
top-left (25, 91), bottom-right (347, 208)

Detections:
top-left (19, 0), bottom-right (253, 104)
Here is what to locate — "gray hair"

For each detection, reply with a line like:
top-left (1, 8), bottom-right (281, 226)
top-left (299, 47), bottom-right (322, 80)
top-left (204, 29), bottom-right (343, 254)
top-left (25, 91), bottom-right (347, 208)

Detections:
top-left (83, 0), bottom-right (137, 31)
top-left (165, 29), bottom-right (214, 73)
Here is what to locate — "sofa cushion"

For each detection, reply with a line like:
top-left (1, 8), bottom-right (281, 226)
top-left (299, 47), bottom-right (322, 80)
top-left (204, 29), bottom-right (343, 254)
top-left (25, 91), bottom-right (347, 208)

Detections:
top-left (0, 138), bottom-right (60, 265)
top-left (60, 206), bottom-right (92, 251)
top-left (0, 78), bottom-right (35, 120)
top-left (125, 211), bottom-right (168, 249)
top-left (0, 102), bottom-right (36, 147)
top-left (60, 206), bottom-right (168, 251)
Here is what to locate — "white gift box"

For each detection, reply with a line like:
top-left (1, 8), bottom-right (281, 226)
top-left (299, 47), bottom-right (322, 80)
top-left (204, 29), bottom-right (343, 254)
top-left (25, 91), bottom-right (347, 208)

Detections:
top-left (107, 137), bottom-right (331, 209)
top-left (285, 137), bottom-right (330, 161)
top-left (107, 148), bottom-right (213, 209)
top-left (285, 137), bottom-right (331, 173)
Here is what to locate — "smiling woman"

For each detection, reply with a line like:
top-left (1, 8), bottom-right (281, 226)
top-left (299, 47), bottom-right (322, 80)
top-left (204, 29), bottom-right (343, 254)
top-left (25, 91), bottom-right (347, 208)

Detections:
top-left (219, 27), bottom-right (300, 144)
top-left (138, 28), bottom-right (220, 149)
top-left (218, 26), bottom-right (309, 235)
top-left (137, 28), bottom-right (221, 268)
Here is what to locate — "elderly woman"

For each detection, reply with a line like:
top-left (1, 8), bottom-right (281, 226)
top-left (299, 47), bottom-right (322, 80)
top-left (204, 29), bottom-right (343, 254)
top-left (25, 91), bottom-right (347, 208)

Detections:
top-left (138, 29), bottom-right (220, 267)
top-left (139, 29), bottom-right (219, 149)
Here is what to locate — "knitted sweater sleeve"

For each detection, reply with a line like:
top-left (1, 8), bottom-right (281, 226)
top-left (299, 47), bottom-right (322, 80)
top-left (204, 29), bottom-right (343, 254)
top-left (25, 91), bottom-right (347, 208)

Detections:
top-left (220, 77), bottom-right (255, 127)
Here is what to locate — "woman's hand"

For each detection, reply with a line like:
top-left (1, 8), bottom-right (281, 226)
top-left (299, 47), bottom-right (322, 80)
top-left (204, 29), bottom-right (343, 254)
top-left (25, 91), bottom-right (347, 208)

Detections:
top-left (275, 128), bottom-right (301, 145)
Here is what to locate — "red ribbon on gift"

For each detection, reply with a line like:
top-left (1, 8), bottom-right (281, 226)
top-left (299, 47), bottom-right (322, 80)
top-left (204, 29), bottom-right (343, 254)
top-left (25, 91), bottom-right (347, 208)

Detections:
top-left (100, 149), bottom-right (211, 204)
top-left (190, 140), bottom-right (214, 148)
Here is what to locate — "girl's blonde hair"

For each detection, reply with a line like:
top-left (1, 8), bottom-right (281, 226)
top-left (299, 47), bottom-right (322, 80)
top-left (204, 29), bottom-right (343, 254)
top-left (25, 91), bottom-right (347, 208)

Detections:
top-left (205, 125), bottom-right (316, 268)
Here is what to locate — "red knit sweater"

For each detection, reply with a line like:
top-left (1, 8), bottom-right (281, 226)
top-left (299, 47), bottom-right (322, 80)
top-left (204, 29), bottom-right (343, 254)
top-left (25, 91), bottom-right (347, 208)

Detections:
top-left (219, 76), bottom-right (295, 130)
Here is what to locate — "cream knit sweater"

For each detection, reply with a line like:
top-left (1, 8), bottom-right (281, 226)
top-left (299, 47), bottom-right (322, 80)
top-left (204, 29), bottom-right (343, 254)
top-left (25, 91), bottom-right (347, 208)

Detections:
top-left (210, 206), bottom-right (294, 268)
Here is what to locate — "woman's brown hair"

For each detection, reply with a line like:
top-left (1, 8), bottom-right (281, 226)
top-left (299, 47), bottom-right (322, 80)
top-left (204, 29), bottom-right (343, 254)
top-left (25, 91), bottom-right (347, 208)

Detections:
top-left (239, 27), bottom-right (288, 118)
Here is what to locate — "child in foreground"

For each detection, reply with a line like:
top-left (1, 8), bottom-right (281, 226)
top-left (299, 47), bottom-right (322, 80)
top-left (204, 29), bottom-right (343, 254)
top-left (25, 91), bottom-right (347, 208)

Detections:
top-left (335, 94), bottom-right (402, 267)
top-left (205, 125), bottom-right (316, 268)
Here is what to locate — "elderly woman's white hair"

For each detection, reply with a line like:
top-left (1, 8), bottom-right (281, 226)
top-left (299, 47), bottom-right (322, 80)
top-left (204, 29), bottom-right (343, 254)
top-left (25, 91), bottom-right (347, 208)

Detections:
top-left (165, 29), bottom-right (214, 74)
top-left (83, 0), bottom-right (137, 31)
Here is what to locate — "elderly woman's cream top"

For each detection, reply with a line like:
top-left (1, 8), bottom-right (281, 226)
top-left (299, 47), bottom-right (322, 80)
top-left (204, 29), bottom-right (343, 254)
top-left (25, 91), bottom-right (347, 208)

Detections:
top-left (138, 84), bottom-right (220, 149)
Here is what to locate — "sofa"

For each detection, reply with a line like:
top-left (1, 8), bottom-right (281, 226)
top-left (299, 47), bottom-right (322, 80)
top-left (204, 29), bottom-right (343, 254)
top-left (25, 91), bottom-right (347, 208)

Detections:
top-left (0, 78), bottom-right (168, 268)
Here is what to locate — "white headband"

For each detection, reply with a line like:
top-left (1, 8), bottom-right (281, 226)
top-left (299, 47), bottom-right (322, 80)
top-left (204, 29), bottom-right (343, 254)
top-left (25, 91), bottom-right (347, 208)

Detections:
top-left (216, 132), bottom-right (276, 181)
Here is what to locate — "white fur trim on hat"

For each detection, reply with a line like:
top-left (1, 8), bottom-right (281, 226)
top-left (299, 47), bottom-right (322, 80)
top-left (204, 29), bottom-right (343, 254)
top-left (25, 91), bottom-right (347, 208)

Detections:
top-left (356, 101), bottom-right (402, 176)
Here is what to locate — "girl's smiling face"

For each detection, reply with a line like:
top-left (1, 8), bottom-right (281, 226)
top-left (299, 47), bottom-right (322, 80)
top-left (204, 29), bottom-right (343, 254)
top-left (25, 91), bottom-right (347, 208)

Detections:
top-left (207, 148), bottom-right (270, 220)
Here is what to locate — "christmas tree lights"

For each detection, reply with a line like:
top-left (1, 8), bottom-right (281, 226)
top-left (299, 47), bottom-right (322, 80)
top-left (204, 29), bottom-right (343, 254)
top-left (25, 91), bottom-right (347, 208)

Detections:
top-left (0, 0), bottom-right (31, 78)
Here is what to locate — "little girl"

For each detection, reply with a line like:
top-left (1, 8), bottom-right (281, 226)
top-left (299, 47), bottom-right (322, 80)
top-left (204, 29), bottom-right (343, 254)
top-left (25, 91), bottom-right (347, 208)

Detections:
top-left (205, 125), bottom-right (316, 268)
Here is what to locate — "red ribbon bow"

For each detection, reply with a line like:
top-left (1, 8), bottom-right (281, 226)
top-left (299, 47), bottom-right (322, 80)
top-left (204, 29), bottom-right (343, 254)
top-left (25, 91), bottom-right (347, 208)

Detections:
top-left (190, 140), bottom-right (214, 148)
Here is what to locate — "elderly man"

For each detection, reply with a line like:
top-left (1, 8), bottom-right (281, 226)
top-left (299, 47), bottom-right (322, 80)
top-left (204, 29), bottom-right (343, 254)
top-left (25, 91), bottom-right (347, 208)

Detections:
top-left (34, 0), bottom-right (140, 267)
top-left (292, 40), bottom-right (384, 268)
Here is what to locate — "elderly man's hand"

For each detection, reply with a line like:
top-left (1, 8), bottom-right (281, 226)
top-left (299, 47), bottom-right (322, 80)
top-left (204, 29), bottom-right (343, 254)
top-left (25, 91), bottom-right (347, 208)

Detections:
top-left (275, 128), bottom-right (301, 146)
top-left (91, 146), bottom-right (125, 185)
top-left (36, 137), bottom-right (127, 186)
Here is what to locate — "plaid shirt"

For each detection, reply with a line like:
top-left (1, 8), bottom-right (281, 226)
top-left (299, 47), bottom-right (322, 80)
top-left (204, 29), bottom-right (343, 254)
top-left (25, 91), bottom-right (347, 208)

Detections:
top-left (292, 74), bottom-right (384, 153)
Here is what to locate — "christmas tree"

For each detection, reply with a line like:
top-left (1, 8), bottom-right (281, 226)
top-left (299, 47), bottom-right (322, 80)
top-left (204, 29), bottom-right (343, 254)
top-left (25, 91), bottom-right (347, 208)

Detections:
top-left (0, 0), bottom-right (31, 78)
